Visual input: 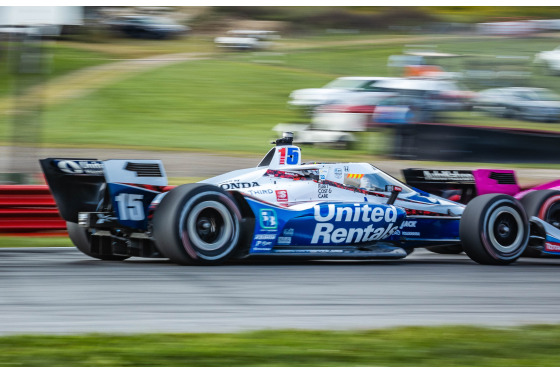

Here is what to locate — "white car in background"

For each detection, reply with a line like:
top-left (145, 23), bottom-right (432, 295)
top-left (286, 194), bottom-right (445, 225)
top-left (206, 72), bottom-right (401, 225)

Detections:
top-left (535, 46), bottom-right (560, 75)
top-left (214, 30), bottom-right (279, 50)
top-left (288, 76), bottom-right (396, 114)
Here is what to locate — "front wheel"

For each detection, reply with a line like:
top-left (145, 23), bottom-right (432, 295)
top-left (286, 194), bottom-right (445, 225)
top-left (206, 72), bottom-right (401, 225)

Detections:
top-left (152, 184), bottom-right (244, 265)
top-left (460, 194), bottom-right (529, 265)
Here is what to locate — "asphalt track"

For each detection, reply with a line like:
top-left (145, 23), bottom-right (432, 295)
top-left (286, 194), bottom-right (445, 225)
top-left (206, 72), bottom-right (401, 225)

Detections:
top-left (2, 247), bottom-right (560, 335)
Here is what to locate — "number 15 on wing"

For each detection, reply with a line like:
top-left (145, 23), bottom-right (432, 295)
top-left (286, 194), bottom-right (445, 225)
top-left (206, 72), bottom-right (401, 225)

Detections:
top-left (278, 147), bottom-right (299, 165)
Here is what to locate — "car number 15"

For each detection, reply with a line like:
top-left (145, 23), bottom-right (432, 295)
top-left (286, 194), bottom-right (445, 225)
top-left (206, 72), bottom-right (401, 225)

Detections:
top-left (278, 147), bottom-right (300, 165)
top-left (115, 193), bottom-right (145, 221)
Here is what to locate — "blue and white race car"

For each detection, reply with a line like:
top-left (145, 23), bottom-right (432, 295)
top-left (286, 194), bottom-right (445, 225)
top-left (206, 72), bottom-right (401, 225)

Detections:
top-left (40, 133), bottom-right (530, 266)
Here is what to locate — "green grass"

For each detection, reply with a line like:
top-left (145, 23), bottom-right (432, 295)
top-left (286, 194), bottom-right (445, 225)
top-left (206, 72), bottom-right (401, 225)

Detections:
top-left (0, 42), bottom-right (113, 98)
top-left (0, 235), bottom-right (72, 247)
top-left (2, 325), bottom-right (560, 366)
top-left (40, 59), bottom-right (330, 155)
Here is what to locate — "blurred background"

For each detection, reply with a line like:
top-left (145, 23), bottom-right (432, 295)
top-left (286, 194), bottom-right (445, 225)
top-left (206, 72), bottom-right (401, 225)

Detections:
top-left (2, 5), bottom-right (560, 184)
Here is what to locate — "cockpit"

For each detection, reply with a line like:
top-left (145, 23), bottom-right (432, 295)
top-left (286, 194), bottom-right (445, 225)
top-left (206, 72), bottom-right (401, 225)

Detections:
top-left (344, 169), bottom-right (413, 194)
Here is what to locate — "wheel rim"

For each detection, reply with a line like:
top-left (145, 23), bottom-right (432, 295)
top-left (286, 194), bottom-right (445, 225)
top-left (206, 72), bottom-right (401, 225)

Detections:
top-left (487, 206), bottom-right (524, 254)
top-left (186, 200), bottom-right (233, 252)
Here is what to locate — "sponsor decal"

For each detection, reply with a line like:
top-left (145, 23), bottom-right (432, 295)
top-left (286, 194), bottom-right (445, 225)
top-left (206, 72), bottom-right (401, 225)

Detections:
top-left (402, 231), bottom-right (421, 236)
top-left (255, 234), bottom-right (276, 240)
top-left (334, 168), bottom-right (343, 179)
top-left (255, 240), bottom-right (273, 248)
top-left (220, 182), bottom-right (260, 190)
top-left (315, 204), bottom-right (398, 223)
top-left (277, 236), bottom-right (292, 245)
top-left (250, 189), bottom-right (274, 195)
top-left (260, 209), bottom-right (277, 230)
top-left (545, 242), bottom-right (560, 252)
top-left (311, 204), bottom-right (399, 244)
top-left (283, 228), bottom-right (294, 236)
top-left (319, 167), bottom-right (328, 181)
top-left (276, 190), bottom-right (288, 202)
top-left (318, 183), bottom-right (332, 199)
top-left (400, 221), bottom-right (417, 228)
top-left (422, 170), bottom-right (474, 182)
top-left (55, 160), bottom-right (104, 175)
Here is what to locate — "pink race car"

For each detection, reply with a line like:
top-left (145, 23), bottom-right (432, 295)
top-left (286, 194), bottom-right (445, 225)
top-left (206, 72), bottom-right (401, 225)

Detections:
top-left (403, 168), bottom-right (560, 257)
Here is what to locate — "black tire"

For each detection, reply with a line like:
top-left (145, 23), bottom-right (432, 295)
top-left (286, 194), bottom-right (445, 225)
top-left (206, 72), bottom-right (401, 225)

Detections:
top-left (152, 184), bottom-right (244, 265)
top-left (520, 190), bottom-right (560, 257)
top-left (425, 244), bottom-right (463, 255)
top-left (66, 222), bottom-right (129, 261)
top-left (460, 194), bottom-right (529, 265)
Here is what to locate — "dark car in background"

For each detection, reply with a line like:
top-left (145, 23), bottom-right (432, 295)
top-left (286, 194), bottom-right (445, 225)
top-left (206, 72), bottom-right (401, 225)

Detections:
top-left (372, 94), bottom-right (438, 124)
top-left (104, 15), bottom-right (189, 39)
top-left (311, 92), bottom-right (394, 131)
top-left (372, 78), bottom-right (474, 112)
top-left (473, 87), bottom-right (560, 122)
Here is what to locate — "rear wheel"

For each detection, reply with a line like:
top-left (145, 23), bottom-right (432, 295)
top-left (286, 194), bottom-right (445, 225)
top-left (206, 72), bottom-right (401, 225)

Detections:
top-left (460, 194), bottom-right (529, 265)
top-left (520, 190), bottom-right (560, 257)
top-left (67, 222), bottom-right (129, 261)
top-left (152, 184), bottom-right (244, 265)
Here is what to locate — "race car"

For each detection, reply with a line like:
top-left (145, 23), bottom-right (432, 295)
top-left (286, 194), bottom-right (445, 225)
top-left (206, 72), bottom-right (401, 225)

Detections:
top-left (40, 133), bottom-right (531, 266)
top-left (403, 168), bottom-right (560, 257)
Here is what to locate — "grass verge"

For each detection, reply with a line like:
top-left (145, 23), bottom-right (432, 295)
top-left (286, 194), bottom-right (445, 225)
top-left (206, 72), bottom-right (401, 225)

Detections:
top-left (2, 325), bottom-right (560, 366)
top-left (0, 235), bottom-right (73, 248)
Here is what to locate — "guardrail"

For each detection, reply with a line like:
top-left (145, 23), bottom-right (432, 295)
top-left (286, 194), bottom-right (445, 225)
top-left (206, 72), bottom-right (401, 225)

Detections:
top-left (0, 185), bottom-right (66, 235)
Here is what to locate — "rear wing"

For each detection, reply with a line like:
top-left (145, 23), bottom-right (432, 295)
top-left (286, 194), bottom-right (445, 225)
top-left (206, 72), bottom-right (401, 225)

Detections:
top-left (402, 168), bottom-right (520, 204)
top-left (40, 158), bottom-right (167, 223)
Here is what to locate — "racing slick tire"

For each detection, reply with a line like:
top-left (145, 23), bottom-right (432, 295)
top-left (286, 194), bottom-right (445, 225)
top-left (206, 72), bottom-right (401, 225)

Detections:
top-left (152, 183), bottom-right (244, 265)
top-left (67, 222), bottom-right (129, 261)
top-left (520, 190), bottom-right (560, 257)
top-left (460, 194), bottom-right (529, 265)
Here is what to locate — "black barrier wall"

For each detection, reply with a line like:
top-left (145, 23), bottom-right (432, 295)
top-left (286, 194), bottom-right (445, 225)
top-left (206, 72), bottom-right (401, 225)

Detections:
top-left (392, 123), bottom-right (560, 163)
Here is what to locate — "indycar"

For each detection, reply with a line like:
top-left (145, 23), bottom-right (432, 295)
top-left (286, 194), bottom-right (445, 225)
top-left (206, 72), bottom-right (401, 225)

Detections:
top-left (41, 133), bottom-right (531, 266)
top-left (403, 168), bottom-right (560, 257)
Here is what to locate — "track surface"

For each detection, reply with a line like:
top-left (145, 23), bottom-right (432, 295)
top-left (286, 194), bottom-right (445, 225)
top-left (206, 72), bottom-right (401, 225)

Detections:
top-left (2, 247), bottom-right (560, 335)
